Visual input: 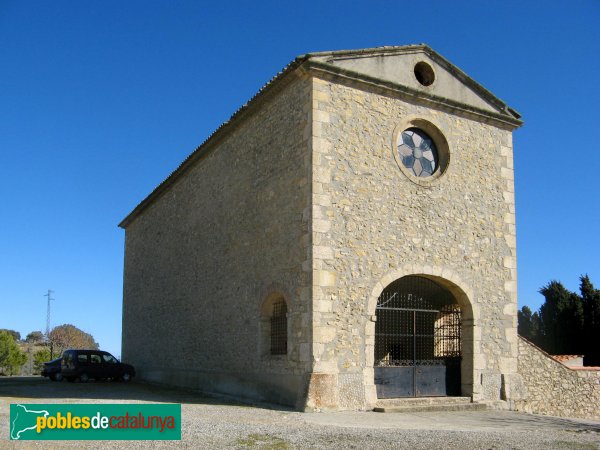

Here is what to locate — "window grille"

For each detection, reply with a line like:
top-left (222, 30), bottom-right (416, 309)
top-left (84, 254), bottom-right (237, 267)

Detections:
top-left (375, 275), bottom-right (461, 367)
top-left (270, 299), bottom-right (287, 355)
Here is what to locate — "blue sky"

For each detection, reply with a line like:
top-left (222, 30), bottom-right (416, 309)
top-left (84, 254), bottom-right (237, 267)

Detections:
top-left (1, 1), bottom-right (598, 358)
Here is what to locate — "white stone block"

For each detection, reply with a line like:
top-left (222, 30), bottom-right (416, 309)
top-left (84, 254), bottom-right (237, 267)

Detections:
top-left (314, 166), bottom-right (331, 183)
top-left (313, 219), bottom-right (331, 233)
top-left (313, 327), bottom-right (336, 344)
top-left (314, 245), bottom-right (334, 260)
top-left (314, 270), bottom-right (337, 287)
top-left (313, 109), bottom-right (331, 123)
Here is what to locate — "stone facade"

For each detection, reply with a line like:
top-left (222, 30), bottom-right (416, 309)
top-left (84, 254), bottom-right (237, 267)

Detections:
top-left (120, 45), bottom-right (524, 410)
top-left (306, 71), bottom-right (520, 409)
top-left (121, 72), bottom-right (313, 407)
top-left (515, 337), bottom-right (600, 420)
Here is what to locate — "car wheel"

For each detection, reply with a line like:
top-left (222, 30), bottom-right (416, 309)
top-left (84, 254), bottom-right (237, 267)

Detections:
top-left (79, 373), bottom-right (89, 383)
top-left (52, 373), bottom-right (63, 382)
top-left (121, 373), bottom-right (132, 382)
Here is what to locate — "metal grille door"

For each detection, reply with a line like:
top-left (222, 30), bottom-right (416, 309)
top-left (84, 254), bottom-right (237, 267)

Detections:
top-left (374, 276), bottom-right (461, 398)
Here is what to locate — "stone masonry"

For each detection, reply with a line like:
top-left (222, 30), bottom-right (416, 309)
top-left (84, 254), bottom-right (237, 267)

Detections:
top-left (515, 337), bottom-right (600, 420)
top-left (120, 45), bottom-right (526, 410)
top-left (305, 67), bottom-right (520, 409)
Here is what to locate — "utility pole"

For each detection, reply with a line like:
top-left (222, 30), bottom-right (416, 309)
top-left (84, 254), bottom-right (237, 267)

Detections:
top-left (44, 290), bottom-right (54, 339)
top-left (44, 290), bottom-right (54, 358)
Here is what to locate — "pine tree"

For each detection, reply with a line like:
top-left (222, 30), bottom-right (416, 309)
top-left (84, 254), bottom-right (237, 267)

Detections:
top-left (0, 331), bottom-right (27, 375)
top-left (518, 305), bottom-right (542, 346)
top-left (580, 275), bottom-right (600, 365)
top-left (539, 281), bottom-right (584, 355)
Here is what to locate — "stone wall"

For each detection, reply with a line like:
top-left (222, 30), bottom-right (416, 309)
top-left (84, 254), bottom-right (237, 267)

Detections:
top-left (122, 73), bottom-right (313, 407)
top-left (306, 75), bottom-right (519, 409)
top-left (516, 337), bottom-right (600, 420)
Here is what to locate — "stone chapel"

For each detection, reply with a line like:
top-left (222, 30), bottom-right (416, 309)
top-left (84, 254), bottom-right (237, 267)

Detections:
top-left (120, 45), bottom-right (524, 410)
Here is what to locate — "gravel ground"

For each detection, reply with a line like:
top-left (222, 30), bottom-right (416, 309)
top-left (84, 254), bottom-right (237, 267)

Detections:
top-left (1, 377), bottom-right (599, 449)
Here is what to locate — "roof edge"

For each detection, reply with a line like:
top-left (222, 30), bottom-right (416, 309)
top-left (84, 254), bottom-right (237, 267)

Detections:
top-left (304, 44), bottom-right (520, 120)
top-left (420, 46), bottom-right (522, 120)
top-left (298, 44), bottom-right (430, 59)
top-left (119, 57), bottom-right (308, 229)
top-left (305, 59), bottom-right (523, 128)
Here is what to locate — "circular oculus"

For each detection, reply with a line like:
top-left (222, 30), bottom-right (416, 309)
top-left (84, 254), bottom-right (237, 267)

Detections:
top-left (398, 127), bottom-right (439, 177)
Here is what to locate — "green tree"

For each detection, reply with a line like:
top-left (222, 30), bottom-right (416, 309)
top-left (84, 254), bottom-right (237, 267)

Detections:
top-left (0, 331), bottom-right (27, 375)
top-left (539, 281), bottom-right (584, 355)
top-left (33, 348), bottom-right (52, 375)
top-left (49, 324), bottom-right (99, 356)
top-left (25, 331), bottom-right (44, 344)
top-left (0, 329), bottom-right (21, 342)
top-left (580, 275), bottom-right (600, 365)
top-left (517, 306), bottom-right (541, 345)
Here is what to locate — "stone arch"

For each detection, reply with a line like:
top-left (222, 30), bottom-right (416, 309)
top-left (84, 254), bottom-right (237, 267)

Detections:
top-left (364, 264), bottom-right (477, 405)
top-left (260, 291), bottom-right (290, 316)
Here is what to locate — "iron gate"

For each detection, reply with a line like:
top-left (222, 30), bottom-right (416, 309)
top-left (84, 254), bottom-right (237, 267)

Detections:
top-left (374, 276), bottom-right (461, 398)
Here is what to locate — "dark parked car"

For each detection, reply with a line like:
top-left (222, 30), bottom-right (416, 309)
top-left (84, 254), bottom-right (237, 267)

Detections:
top-left (61, 349), bottom-right (135, 382)
top-left (41, 357), bottom-right (63, 381)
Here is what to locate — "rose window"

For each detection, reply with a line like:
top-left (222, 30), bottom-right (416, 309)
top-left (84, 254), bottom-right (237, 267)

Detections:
top-left (397, 128), bottom-right (439, 177)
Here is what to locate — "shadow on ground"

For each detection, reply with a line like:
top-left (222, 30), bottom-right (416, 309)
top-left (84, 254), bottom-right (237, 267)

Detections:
top-left (485, 411), bottom-right (600, 433)
top-left (0, 376), bottom-right (292, 411)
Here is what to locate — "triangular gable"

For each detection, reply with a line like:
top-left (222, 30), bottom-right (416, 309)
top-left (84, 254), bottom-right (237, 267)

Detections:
top-left (305, 45), bottom-right (520, 120)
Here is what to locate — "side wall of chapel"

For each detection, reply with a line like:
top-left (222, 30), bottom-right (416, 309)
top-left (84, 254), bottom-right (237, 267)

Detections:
top-left (122, 74), bottom-right (314, 407)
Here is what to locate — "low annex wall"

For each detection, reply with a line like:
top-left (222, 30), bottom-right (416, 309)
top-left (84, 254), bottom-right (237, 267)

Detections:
top-left (516, 336), bottom-right (600, 420)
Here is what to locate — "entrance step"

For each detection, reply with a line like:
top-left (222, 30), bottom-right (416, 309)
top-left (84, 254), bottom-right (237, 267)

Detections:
top-left (374, 397), bottom-right (488, 413)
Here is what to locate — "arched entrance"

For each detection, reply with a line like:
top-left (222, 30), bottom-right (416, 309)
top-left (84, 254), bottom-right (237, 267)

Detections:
top-left (374, 275), bottom-right (462, 398)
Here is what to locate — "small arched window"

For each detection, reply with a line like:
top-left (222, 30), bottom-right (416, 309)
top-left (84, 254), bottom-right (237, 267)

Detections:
top-left (260, 294), bottom-right (289, 358)
top-left (270, 299), bottom-right (287, 355)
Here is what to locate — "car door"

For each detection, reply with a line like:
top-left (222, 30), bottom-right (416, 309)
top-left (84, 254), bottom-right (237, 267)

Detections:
top-left (101, 353), bottom-right (120, 379)
top-left (61, 351), bottom-right (73, 374)
top-left (75, 353), bottom-right (90, 377)
top-left (88, 353), bottom-right (104, 379)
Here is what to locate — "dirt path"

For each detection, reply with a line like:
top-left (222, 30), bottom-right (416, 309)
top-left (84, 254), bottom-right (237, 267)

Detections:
top-left (1, 377), bottom-right (599, 449)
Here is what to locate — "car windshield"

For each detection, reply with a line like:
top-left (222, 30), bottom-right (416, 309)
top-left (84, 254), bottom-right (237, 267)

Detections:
top-left (102, 354), bottom-right (118, 364)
